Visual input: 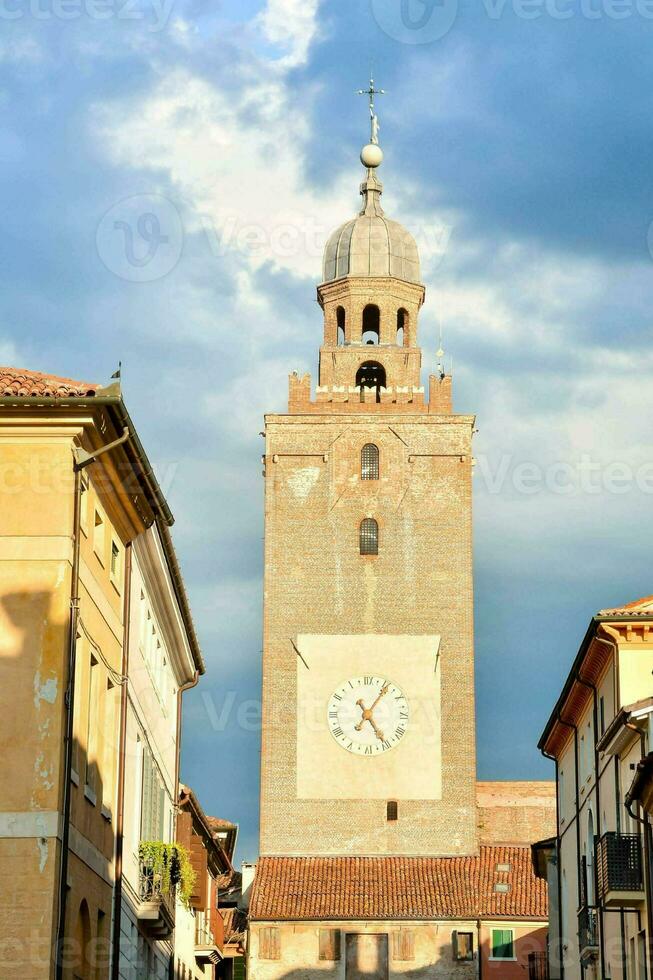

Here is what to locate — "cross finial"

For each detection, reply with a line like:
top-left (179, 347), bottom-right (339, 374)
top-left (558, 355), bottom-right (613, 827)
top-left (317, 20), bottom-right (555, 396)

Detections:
top-left (356, 75), bottom-right (385, 145)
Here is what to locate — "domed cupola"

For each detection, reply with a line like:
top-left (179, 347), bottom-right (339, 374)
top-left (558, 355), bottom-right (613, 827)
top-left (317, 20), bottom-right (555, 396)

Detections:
top-left (322, 143), bottom-right (421, 285)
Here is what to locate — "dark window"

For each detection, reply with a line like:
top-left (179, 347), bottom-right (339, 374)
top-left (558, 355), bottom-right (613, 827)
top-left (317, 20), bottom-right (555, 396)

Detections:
top-left (387, 800), bottom-right (398, 821)
top-left (336, 306), bottom-right (345, 346)
top-left (453, 931), bottom-right (473, 961)
top-left (600, 695), bottom-right (605, 735)
top-left (361, 444), bottom-right (379, 480)
top-left (362, 304), bottom-right (380, 344)
top-left (359, 518), bottom-right (378, 555)
top-left (356, 361), bottom-right (386, 402)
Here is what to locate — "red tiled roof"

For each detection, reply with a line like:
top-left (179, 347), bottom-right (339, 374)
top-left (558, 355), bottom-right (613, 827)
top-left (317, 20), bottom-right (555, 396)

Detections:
top-left (249, 847), bottom-right (547, 922)
top-left (0, 366), bottom-right (99, 398)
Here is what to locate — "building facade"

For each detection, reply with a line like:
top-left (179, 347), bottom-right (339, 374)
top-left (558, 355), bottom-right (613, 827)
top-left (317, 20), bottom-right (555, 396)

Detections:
top-left (252, 116), bottom-right (553, 978)
top-left (0, 367), bottom-right (203, 980)
top-left (536, 595), bottom-right (653, 979)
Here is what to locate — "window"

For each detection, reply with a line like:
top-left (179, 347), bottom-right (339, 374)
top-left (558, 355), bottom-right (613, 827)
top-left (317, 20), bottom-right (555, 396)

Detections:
top-left (387, 800), bottom-right (398, 821)
top-left (490, 929), bottom-right (514, 960)
top-left (452, 931), bottom-right (473, 961)
top-left (600, 695), bottom-right (605, 735)
top-left (140, 744), bottom-right (166, 842)
top-left (110, 540), bottom-right (121, 585)
top-left (494, 882), bottom-right (510, 893)
top-left (80, 475), bottom-right (89, 535)
top-left (258, 927), bottom-right (280, 960)
top-left (93, 509), bottom-right (105, 563)
top-left (392, 930), bottom-right (414, 961)
top-left (361, 443), bottom-right (379, 480)
top-left (359, 518), bottom-right (378, 555)
top-left (362, 304), bottom-right (380, 344)
top-left (336, 306), bottom-right (345, 345)
top-left (319, 929), bottom-right (341, 961)
top-left (85, 654), bottom-right (100, 797)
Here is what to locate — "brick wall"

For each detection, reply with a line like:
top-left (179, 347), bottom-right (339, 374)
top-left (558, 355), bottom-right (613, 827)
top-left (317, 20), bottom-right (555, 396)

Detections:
top-left (260, 408), bottom-right (477, 856)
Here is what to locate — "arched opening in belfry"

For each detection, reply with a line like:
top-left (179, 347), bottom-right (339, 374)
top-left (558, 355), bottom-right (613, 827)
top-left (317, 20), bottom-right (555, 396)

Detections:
top-left (361, 304), bottom-right (380, 345)
top-left (336, 306), bottom-right (345, 346)
top-left (356, 361), bottom-right (386, 403)
top-left (397, 308), bottom-right (408, 346)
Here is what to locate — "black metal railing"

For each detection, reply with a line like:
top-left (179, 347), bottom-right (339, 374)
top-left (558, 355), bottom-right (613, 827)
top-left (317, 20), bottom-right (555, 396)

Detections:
top-left (195, 915), bottom-right (215, 947)
top-left (596, 832), bottom-right (643, 899)
top-left (528, 951), bottom-right (549, 980)
top-left (578, 905), bottom-right (599, 953)
top-left (138, 859), bottom-right (176, 923)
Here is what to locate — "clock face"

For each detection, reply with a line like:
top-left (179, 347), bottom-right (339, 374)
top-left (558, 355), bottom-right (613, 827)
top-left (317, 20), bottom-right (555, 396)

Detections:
top-left (327, 675), bottom-right (409, 755)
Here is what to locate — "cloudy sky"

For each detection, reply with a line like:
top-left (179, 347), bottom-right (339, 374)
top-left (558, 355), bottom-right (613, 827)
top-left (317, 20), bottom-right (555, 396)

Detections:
top-left (3, 0), bottom-right (653, 861)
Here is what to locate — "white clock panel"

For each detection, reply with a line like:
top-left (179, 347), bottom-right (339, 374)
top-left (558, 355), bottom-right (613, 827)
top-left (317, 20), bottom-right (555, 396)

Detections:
top-left (295, 634), bottom-right (441, 801)
top-left (328, 676), bottom-right (409, 755)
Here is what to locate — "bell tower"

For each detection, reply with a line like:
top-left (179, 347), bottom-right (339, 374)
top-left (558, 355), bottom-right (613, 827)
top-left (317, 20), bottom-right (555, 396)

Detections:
top-left (259, 91), bottom-right (477, 858)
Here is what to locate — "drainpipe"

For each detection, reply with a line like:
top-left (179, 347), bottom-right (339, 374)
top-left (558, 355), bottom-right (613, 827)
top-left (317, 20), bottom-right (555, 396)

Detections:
top-left (624, 723), bottom-right (653, 979)
top-left (55, 426), bottom-right (130, 980)
top-left (111, 542), bottom-right (132, 979)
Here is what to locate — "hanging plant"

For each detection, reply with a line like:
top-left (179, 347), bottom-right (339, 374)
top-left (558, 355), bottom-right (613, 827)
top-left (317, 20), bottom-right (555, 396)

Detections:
top-left (138, 841), bottom-right (196, 910)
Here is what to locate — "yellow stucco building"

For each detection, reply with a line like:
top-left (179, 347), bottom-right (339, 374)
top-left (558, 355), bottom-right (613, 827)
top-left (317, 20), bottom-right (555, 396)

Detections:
top-left (0, 366), bottom-right (203, 979)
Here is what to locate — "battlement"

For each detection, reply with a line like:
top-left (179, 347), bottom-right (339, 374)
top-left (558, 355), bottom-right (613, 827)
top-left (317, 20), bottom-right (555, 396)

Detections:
top-left (288, 372), bottom-right (453, 415)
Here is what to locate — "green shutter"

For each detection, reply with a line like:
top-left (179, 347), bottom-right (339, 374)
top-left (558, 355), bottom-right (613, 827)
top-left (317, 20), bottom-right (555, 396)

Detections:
top-left (140, 746), bottom-right (153, 841)
top-left (491, 929), bottom-right (514, 959)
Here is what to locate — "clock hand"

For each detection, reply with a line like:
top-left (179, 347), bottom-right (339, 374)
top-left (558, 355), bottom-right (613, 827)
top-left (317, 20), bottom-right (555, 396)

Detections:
top-left (369, 683), bottom-right (389, 713)
top-left (354, 698), bottom-right (385, 740)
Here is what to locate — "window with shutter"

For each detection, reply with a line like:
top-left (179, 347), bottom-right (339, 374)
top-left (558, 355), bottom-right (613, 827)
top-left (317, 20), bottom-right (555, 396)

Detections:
top-left (392, 929), bottom-right (415, 961)
top-left (140, 746), bottom-right (154, 841)
top-left (490, 929), bottom-right (514, 959)
top-left (319, 929), bottom-right (341, 961)
top-left (452, 931), bottom-right (473, 961)
top-left (259, 927), bottom-right (281, 960)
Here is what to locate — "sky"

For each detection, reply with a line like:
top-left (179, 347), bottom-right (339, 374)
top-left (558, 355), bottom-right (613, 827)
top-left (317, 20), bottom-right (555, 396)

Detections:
top-left (2, 0), bottom-right (653, 862)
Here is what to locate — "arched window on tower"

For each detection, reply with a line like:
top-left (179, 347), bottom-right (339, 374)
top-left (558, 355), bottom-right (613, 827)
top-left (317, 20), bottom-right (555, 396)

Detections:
top-left (356, 361), bottom-right (386, 403)
top-left (361, 444), bottom-right (379, 481)
top-left (362, 304), bottom-right (380, 345)
top-left (336, 306), bottom-right (345, 346)
top-left (397, 308), bottom-right (408, 346)
top-left (359, 518), bottom-right (378, 555)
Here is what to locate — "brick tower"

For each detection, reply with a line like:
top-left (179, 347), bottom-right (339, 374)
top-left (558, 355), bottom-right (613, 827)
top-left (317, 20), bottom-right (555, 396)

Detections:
top-left (259, 123), bottom-right (477, 859)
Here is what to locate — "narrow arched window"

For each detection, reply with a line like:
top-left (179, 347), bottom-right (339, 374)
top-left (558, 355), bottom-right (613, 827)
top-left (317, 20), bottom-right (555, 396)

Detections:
top-left (336, 306), bottom-right (345, 346)
top-left (362, 304), bottom-right (380, 344)
top-left (359, 518), bottom-right (378, 555)
top-left (361, 444), bottom-right (379, 481)
top-left (397, 308), bottom-right (408, 346)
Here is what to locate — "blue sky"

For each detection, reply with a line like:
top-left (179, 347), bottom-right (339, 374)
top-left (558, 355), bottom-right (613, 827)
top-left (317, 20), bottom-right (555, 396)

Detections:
top-left (3, 0), bottom-right (653, 862)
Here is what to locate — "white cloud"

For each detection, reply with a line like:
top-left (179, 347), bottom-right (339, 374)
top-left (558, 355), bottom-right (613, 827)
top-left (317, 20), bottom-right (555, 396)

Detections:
top-left (256, 0), bottom-right (322, 68)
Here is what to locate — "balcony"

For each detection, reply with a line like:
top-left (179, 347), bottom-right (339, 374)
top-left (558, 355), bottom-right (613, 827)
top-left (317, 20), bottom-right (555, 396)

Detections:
top-left (195, 916), bottom-right (222, 966)
top-left (596, 832), bottom-right (644, 907)
top-left (136, 859), bottom-right (176, 938)
top-left (578, 906), bottom-right (599, 963)
top-left (528, 951), bottom-right (549, 980)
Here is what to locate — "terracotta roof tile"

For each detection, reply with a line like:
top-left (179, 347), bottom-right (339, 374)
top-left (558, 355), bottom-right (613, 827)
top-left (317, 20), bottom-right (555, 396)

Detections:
top-left (0, 366), bottom-right (99, 398)
top-left (249, 847), bottom-right (547, 922)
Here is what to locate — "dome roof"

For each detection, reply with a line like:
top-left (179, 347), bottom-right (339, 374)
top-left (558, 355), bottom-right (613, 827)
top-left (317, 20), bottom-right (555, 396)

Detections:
top-left (322, 170), bottom-right (421, 285)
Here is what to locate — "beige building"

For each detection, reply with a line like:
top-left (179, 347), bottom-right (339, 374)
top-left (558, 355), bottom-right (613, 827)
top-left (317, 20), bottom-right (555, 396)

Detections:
top-left (0, 366), bottom-right (203, 979)
top-left (252, 115), bottom-right (554, 978)
top-left (536, 595), bottom-right (653, 979)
